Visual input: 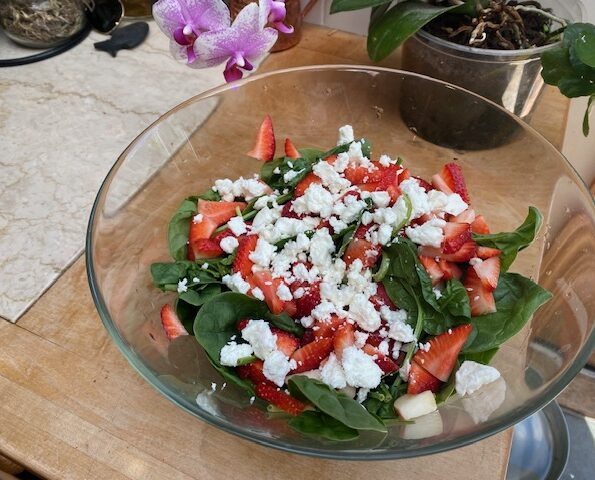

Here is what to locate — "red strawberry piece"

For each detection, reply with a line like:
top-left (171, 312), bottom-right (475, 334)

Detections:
top-left (407, 361), bottom-right (442, 395)
top-left (413, 176), bottom-right (434, 192)
top-left (324, 154), bottom-right (338, 164)
top-left (292, 281), bottom-right (321, 318)
top-left (476, 246), bottom-right (502, 259)
top-left (419, 255), bottom-right (444, 286)
top-left (272, 328), bottom-right (300, 356)
top-left (294, 172), bottom-right (321, 197)
top-left (431, 173), bottom-right (454, 195)
top-left (247, 115), bottom-right (275, 162)
top-left (439, 163), bottom-right (470, 203)
top-left (198, 200), bottom-right (247, 225)
top-left (313, 315), bottom-right (345, 340)
top-left (471, 215), bottom-right (490, 234)
top-left (160, 304), bottom-right (188, 340)
top-left (419, 241), bottom-right (477, 263)
top-left (236, 319), bottom-right (249, 331)
top-left (442, 222), bottom-right (472, 254)
top-left (283, 300), bottom-right (298, 318)
top-left (452, 208), bottom-right (476, 224)
top-left (212, 228), bottom-right (235, 244)
top-left (438, 259), bottom-right (463, 280)
top-left (290, 337), bottom-right (334, 373)
top-left (284, 138), bottom-right (300, 159)
top-left (412, 324), bottom-right (473, 382)
top-left (333, 323), bottom-right (355, 361)
top-left (397, 168), bottom-right (411, 184)
top-left (344, 237), bottom-right (382, 268)
top-left (254, 382), bottom-right (306, 416)
top-left (189, 238), bottom-right (224, 259)
top-left (472, 256), bottom-right (500, 291)
top-left (344, 163), bottom-right (384, 185)
top-left (357, 182), bottom-right (380, 193)
top-left (237, 360), bottom-right (268, 384)
top-left (300, 328), bottom-right (316, 346)
top-left (189, 214), bottom-right (218, 242)
top-left (281, 201), bottom-right (302, 219)
top-left (363, 344), bottom-right (399, 374)
top-left (233, 235), bottom-right (258, 277)
top-left (369, 282), bottom-right (397, 310)
top-left (463, 267), bottom-right (497, 316)
top-left (365, 332), bottom-right (384, 347)
top-left (251, 270), bottom-right (285, 314)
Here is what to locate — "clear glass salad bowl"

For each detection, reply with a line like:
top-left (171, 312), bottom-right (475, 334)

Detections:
top-left (86, 65), bottom-right (595, 459)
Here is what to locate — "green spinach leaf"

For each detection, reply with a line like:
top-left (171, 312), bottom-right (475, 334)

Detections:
top-left (438, 279), bottom-right (471, 319)
top-left (179, 283), bottom-right (222, 306)
top-left (288, 411), bottom-right (359, 441)
top-left (206, 355), bottom-right (255, 395)
top-left (460, 347), bottom-right (499, 365)
top-left (167, 196), bottom-right (198, 261)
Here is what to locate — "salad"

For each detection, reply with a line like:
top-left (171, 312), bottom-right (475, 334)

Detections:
top-left (151, 117), bottom-right (551, 440)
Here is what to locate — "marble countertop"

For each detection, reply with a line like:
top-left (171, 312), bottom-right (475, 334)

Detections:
top-left (0, 23), bottom-right (223, 322)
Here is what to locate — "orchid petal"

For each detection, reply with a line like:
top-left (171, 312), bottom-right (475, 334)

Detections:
top-left (153, 0), bottom-right (230, 36)
top-left (273, 21), bottom-right (294, 34)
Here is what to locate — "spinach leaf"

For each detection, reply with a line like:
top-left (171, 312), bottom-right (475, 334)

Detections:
top-left (435, 361), bottom-right (459, 405)
top-left (175, 298), bottom-right (197, 334)
top-left (195, 292), bottom-right (303, 361)
top-left (462, 273), bottom-right (552, 353)
top-left (363, 382), bottom-right (398, 419)
top-left (179, 283), bottom-right (221, 306)
top-left (198, 189), bottom-right (221, 201)
top-left (288, 411), bottom-right (359, 441)
top-left (438, 279), bottom-right (471, 319)
top-left (473, 207), bottom-right (543, 272)
top-left (288, 376), bottom-right (387, 433)
top-left (167, 196), bottom-right (198, 261)
top-left (205, 355), bottom-right (255, 395)
top-left (460, 347), bottom-right (499, 365)
top-left (151, 261), bottom-right (220, 289)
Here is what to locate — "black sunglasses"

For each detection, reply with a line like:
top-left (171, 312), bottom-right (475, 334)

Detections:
top-left (86, 0), bottom-right (126, 34)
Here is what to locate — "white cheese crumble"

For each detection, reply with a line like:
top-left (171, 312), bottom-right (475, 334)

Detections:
top-left (356, 388), bottom-right (370, 403)
top-left (220, 236), bottom-right (239, 254)
top-left (177, 278), bottom-right (188, 293)
top-left (399, 359), bottom-right (411, 382)
top-left (469, 257), bottom-right (483, 266)
top-left (455, 361), bottom-right (501, 396)
top-left (222, 272), bottom-right (250, 294)
top-left (313, 161), bottom-right (351, 194)
top-left (399, 178), bottom-right (431, 219)
top-left (263, 350), bottom-right (296, 387)
top-left (227, 216), bottom-right (247, 236)
top-left (241, 320), bottom-right (277, 359)
top-left (276, 283), bottom-right (293, 301)
top-left (337, 124), bottom-right (355, 145)
top-left (214, 177), bottom-right (270, 202)
top-left (341, 346), bottom-right (382, 388)
top-left (370, 191), bottom-right (391, 208)
top-left (388, 319), bottom-right (416, 343)
top-left (193, 213), bottom-right (203, 224)
top-left (220, 342), bottom-right (254, 366)
top-left (348, 294), bottom-right (381, 332)
top-left (444, 193), bottom-right (468, 216)
top-left (378, 154), bottom-right (393, 167)
top-left (251, 287), bottom-right (265, 301)
top-left (249, 238), bottom-right (277, 268)
top-left (292, 183), bottom-right (334, 218)
top-left (354, 331), bottom-right (369, 348)
top-left (405, 217), bottom-right (446, 247)
top-left (320, 353), bottom-right (347, 389)
top-left (309, 228), bottom-right (335, 268)
top-left (433, 287), bottom-right (443, 299)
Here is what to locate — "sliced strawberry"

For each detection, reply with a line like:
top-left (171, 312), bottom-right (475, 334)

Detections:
top-left (189, 214), bottom-right (218, 241)
top-left (412, 324), bottom-right (473, 382)
top-left (440, 163), bottom-right (470, 203)
top-left (233, 235), bottom-right (258, 277)
top-left (247, 115), bottom-right (275, 162)
top-left (407, 361), bottom-right (442, 395)
top-left (438, 259), bottom-right (463, 280)
top-left (272, 329), bottom-right (300, 356)
top-left (333, 323), bottom-right (355, 361)
top-left (189, 238), bottom-right (224, 259)
top-left (292, 281), bottom-right (321, 318)
top-left (160, 304), bottom-right (188, 340)
top-left (281, 201), bottom-right (302, 219)
top-left (294, 172), bottom-right (320, 197)
top-left (442, 222), bottom-right (472, 254)
top-left (363, 344), bottom-right (399, 374)
top-left (300, 329), bottom-right (316, 346)
top-left (452, 208), bottom-right (476, 224)
top-left (237, 360), bottom-right (267, 384)
top-left (431, 173), bottom-right (454, 195)
top-left (198, 200), bottom-right (247, 225)
top-left (290, 337), bottom-right (334, 373)
top-left (365, 332), bottom-right (384, 348)
top-left (284, 138), bottom-right (300, 159)
top-left (212, 228), bottom-right (235, 244)
top-left (344, 237), bottom-right (382, 268)
top-left (476, 246), bottom-right (502, 259)
top-left (313, 315), bottom-right (345, 340)
top-left (472, 256), bottom-right (500, 291)
top-left (344, 163), bottom-right (384, 184)
top-left (254, 382), bottom-right (306, 416)
top-left (251, 271), bottom-right (285, 314)
top-left (463, 267), bottom-right (497, 316)
top-left (419, 255), bottom-right (444, 286)
top-left (236, 319), bottom-right (249, 331)
top-left (471, 215), bottom-right (490, 234)
top-left (283, 300), bottom-right (298, 318)
top-left (413, 176), bottom-right (434, 192)
top-left (370, 283), bottom-right (397, 310)
top-left (397, 168), bottom-right (411, 183)
top-left (419, 241), bottom-right (477, 263)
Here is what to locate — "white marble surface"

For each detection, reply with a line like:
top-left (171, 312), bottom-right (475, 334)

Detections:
top-left (0, 22), bottom-right (224, 322)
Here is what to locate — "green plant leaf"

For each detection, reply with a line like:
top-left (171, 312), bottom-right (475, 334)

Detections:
top-left (438, 279), bottom-right (471, 319)
top-left (462, 273), bottom-right (552, 353)
top-left (573, 26), bottom-right (595, 68)
top-left (288, 376), bottom-right (387, 433)
top-left (179, 283), bottom-right (221, 307)
top-left (435, 361), bottom-right (459, 404)
top-left (367, 1), bottom-right (458, 62)
top-left (330, 0), bottom-right (390, 14)
top-left (451, 0), bottom-right (489, 15)
top-left (473, 207), bottom-right (543, 272)
top-left (288, 411), bottom-right (359, 441)
top-left (460, 347), bottom-right (499, 365)
top-left (583, 95), bottom-right (594, 136)
top-left (167, 196), bottom-right (198, 261)
top-left (205, 354), bottom-right (255, 395)
top-left (150, 261), bottom-right (220, 289)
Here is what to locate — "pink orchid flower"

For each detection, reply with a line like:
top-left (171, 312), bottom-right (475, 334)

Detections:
top-left (259, 0), bottom-right (294, 34)
top-left (193, 3), bottom-right (278, 82)
top-left (153, 0), bottom-right (231, 64)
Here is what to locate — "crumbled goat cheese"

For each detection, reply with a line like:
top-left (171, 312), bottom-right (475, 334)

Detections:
top-left (193, 213), bottom-right (203, 224)
top-left (388, 319), bottom-right (416, 343)
top-left (251, 287), bottom-right (265, 301)
top-left (300, 316), bottom-right (314, 328)
top-left (419, 342), bottom-right (431, 352)
top-left (455, 361), bottom-right (501, 396)
top-left (309, 228), bottom-right (335, 268)
top-left (444, 193), bottom-right (468, 216)
top-left (241, 320), bottom-right (277, 359)
top-left (284, 169), bottom-right (303, 183)
top-left (222, 272), bottom-right (251, 294)
top-left (220, 342), bottom-right (254, 367)
top-left (220, 236), bottom-right (239, 253)
top-left (399, 360), bottom-right (411, 382)
top-left (378, 340), bottom-right (390, 356)
top-left (378, 154), bottom-right (393, 167)
top-left (348, 294), bottom-right (382, 332)
top-left (177, 278), bottom-right (188, 293)
top-left (292, 183), bottom-right (334, 218)
top-left (249, 238), bottom-right (277, 268)
top-left (334, 195), bottom-right (366, 224)
top-left (405, 217), bottom-right (446, 247)
top-left (433, 287), bottom-right (443, 299)
top-left (254, 195), bottom-right (274, 210)
top-left (356, 388), bottom-right (370, 403)
top-left (469, 257), bottom-right (483, 266)
top-left (252, 206), bottom-right (281, 231)
top-left (380, 306), bottom-right (408, 324)
top-left (228, 216), bottom-right (248, 236)
top-left (399, 178), bottom-right (431, 219)
top-left (273, 167), bottom-right (281, 174)
top-left (329, 216), bottom-right (348, 233)
top-left (342, 346), bottom-right (383, 388)
top-left (371, 191), bottom-right (391, 208)
top-left (337, 124), bottom-right (355, 145)
top-left (313, 161), bottom-right (351, 194)
top-left (263, 350), bottom-right (296, 387)
top-left (320, 353), bottom-right (347, 389)
top-left (276, 283), bottom-right (293, 301)
top-left (311, 301), bottom-right (337, 322)
top-left (354, 331), bottom-right (369, 348)
top-left (347, 141), bottom-right (373, 169)
top-left (214, 177), bottom-right (269, 201)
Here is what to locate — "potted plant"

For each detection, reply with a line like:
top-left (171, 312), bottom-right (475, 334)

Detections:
top-left (330, 0), bottom-right (595, 136)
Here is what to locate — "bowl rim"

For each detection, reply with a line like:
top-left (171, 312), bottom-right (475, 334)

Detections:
top-left (86, 64), bottom-right (595, 460)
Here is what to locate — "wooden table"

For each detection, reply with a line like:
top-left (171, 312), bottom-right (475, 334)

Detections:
top-left (0, 24), bottom-right (573, 479)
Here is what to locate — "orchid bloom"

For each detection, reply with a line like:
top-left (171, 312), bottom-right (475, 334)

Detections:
top-left (193, 3), bottom-right (278, 82)
top-left (153, 0), bottom-right (230, 64)
top-left (259, 0), bottom-right (294, 34)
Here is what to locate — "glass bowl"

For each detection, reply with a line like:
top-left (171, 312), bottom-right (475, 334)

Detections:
top-left (86, 65), bottom-right (595, 459)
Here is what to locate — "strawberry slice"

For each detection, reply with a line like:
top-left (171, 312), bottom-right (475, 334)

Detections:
top-left (236, 319), bottom-right (250, 331)
top-left (283, 300), bottom-right (298, 318)
top-left (247, 115), bottom-right (275, 162)
top-left (363, 344), bottom-right (399, 374)
top-left (294, 172), bottom-right (320, 197)
top-left (160, 304), bottom-right (188, 340)
top-left (472, 256), bottom-right (500, 291)
top-left (439, 163), bottom-right (470, 203)
top-left (431, 173), bottom-right (454, 195)
top-left (313, 314), bottom-right (345, 340)
top-left (471, 215), bottom-right (490, 234)
top-left (290, 337), bottom-right (334, 373)
top-left (476, 246), bottom-right (502, 259)
top-left (442, 222), bottom-right (472, 254)
top-left (299, 329), bottom-right (316, 346)
top-left (344, 163), bottom-right (384, 185)
top-left (412, 324), bottom-right (473, 382)
top-left (463, 267), bottom-right (497, 316)
top-left (281, 201), bottom-right (303, 219)
top-left (365, 332), bottom-right (384, 347)
top-left (397, 168), bottom-right (411, 183)
top-left (407, 361), bottom-right (442, 395)
top-left (333, 323), bottom-right (355, 361)
top-left (189, 214), bottom-right (218, 241)
top-left (343, 225), bottom-right (382, 268)
top-left (254, 382), bottom-right (306, 416)
top-left (438, 259), bottom-right (463, 280)
top-left (284, 138), bottom-right (300, 159)
top-left (413, 176), bottom-right (434, 192)
top-left (233, 235), bottom-right (258, 277)
top-left (198, 200), bottom-right (247, 225)
top-left (370, 283), bottom-right (397, 310)
top-left (272, 328), bottom-right (300, 356)
top-left (189, 238), bottom-right (224, 259)
top-left (419, 255), bottom-right (444, 286)
top-left (419, 241), bottom-right (477, 263)
top-left (452, 208), bottom-right (476, 224)
top-left (237, 360), bottom-right (267, 384)
top-left (251, 271), bottom-right (285, 314)
top-left (292, 281), bottom-right (321, 318)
